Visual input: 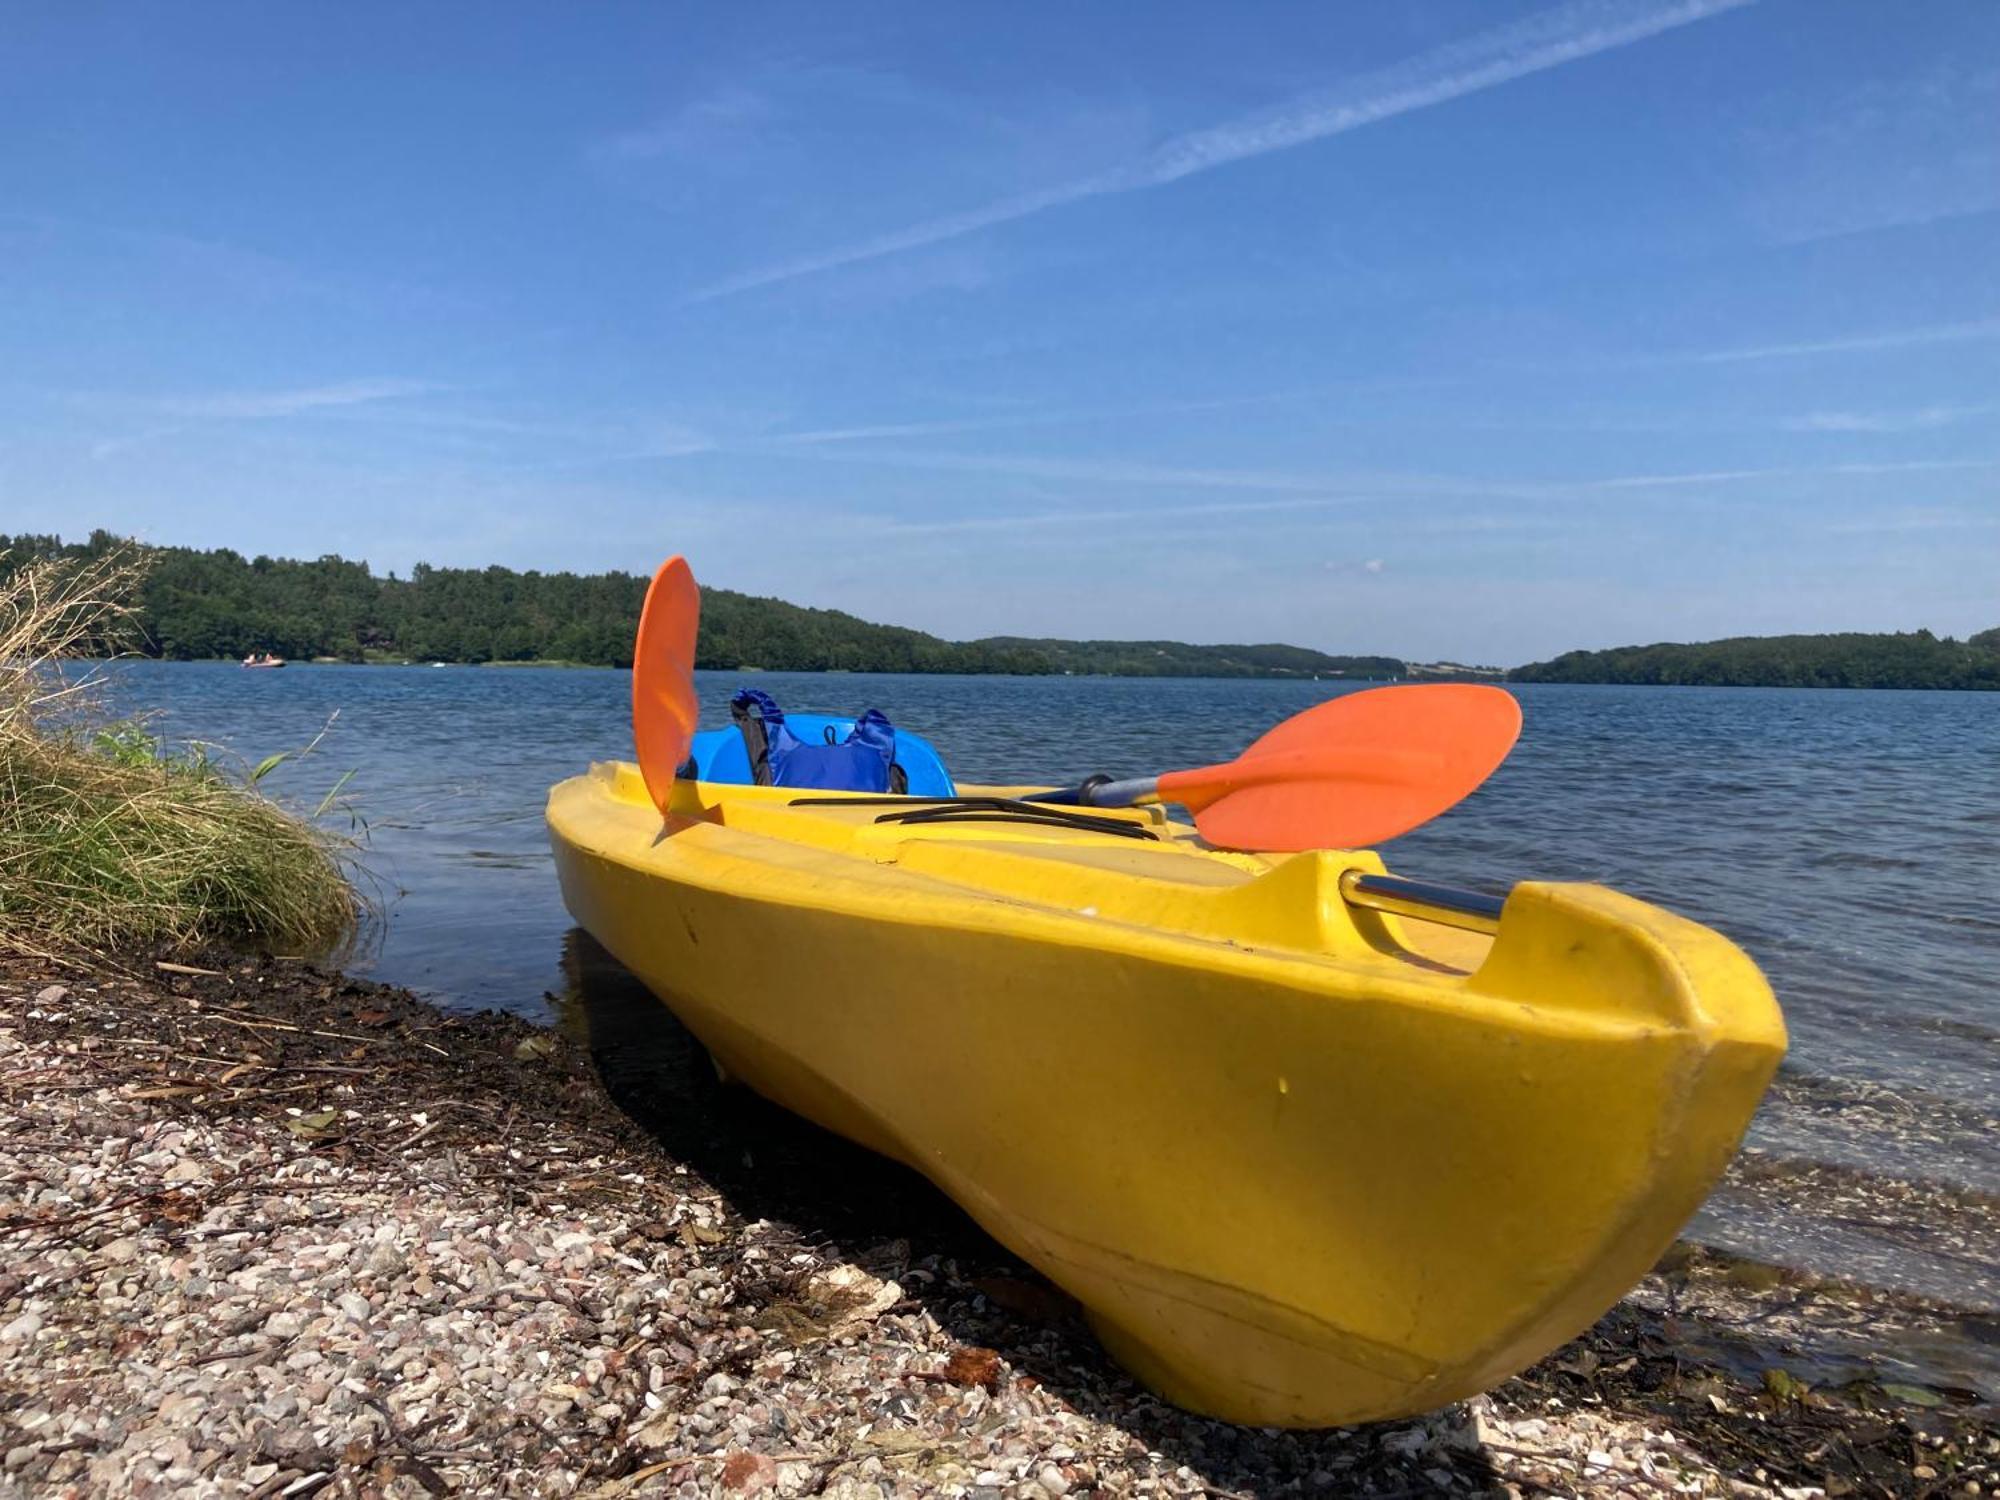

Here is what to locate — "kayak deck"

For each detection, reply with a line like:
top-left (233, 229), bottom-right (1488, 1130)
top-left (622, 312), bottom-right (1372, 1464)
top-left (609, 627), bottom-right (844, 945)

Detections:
top-left (649, 773), bottom-right (1494, 974)
top-left (548, 761), bottom-right (1784, 1426)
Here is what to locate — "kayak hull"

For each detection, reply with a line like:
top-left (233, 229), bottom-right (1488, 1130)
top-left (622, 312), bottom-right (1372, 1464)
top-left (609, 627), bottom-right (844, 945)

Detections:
top-left (547, 762), bottom-right (1784, 1426)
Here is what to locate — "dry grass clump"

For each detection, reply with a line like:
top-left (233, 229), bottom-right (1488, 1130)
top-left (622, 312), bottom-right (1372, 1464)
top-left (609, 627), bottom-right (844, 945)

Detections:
top-left (0, 548), bottom-right (358, 958)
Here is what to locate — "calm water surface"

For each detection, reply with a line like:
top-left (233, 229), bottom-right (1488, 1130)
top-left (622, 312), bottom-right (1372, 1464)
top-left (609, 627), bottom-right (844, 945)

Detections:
top-left (107, 663), bottom-right (2000, 1313)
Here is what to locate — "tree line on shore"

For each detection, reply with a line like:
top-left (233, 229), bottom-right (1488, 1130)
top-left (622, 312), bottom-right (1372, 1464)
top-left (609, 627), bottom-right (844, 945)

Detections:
top-left (9, 532), bottom-right (1993, 687)
top-left (1511, 628), bottom-right (2000, 690)
top-left (0, 532), bottom-right (1400, 678)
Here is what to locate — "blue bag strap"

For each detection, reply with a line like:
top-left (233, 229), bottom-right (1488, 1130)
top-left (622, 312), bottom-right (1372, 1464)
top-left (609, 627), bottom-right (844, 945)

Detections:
top-left (730, 687), bottom-right (784, 729)
top-left (730, 688), bottom-right (794, 787)
top-left (848, 708), bottom-right (896, 769)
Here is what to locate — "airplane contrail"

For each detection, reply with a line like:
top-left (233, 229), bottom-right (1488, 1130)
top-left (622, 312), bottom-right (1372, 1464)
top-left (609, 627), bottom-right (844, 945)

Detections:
top-left (691, 0), bottom-right (1757, 301)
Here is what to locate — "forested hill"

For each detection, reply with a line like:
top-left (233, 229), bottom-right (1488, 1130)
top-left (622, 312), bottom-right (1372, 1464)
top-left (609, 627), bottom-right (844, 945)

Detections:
top-left (981, 636), bottom-right (1403, 680)
top-left (3, 531), bottom-right (1403, 678)
top-left (1512, 629), bottom-right (2000, 690)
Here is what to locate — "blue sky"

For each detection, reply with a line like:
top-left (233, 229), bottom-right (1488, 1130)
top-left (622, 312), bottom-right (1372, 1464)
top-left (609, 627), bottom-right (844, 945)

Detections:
top-left (3, 0), bottom-right (1995, 663)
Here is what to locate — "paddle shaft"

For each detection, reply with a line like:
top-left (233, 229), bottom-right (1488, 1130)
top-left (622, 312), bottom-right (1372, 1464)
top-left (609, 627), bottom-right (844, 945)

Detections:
top-left (807, 787), bottom-right (1512, 932)
top-left (1028, 775), bottom-right (1160, 808)
top-left (1338, 869), bottom-right (1505, 935)
top-left (1028, 746), bottom-right (1429, 811)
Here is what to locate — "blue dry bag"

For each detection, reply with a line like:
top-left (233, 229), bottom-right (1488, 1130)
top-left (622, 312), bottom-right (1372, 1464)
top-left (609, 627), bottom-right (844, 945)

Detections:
top-left (729, 688), bottom-right (902, 793)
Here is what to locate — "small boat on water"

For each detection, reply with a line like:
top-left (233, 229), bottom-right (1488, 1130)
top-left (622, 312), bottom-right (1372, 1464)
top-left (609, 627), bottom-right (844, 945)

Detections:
top-left (547, 731), bottom-right (1784, 1427)
top-left (240, 652), bottom-right (286, 669)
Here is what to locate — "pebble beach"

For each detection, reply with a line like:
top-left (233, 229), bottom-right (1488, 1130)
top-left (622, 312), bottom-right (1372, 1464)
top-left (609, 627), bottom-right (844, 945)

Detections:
top-left (0, 952), bottom-right (1992, 1498)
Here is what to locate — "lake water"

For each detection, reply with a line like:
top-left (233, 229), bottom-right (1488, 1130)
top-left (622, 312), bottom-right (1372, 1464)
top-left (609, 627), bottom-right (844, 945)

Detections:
top-left (105, 662), bottom-right (2000, 1321)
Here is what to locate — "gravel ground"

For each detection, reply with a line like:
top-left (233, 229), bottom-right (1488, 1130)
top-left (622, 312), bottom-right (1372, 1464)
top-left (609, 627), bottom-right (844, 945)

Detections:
top-left (0, 952), bottom-right (1992, 1499)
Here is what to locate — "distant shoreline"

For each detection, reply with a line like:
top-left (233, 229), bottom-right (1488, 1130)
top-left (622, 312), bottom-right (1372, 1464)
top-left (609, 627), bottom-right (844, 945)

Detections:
top-left (116, 656), bottom-right (2000, 690)
top-left (15, 533), bottom-right (1993, 689)
top-left (1513, 627), bottom-right (1999, 692)
top-left (6, 532), bottom-right (1445, 681)
top-left (137, 655), bottom-right (1429, 682)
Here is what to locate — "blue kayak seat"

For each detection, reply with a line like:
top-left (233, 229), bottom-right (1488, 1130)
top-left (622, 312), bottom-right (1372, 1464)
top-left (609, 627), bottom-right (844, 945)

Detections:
top-left (683, 713), bottom-right (956, 797)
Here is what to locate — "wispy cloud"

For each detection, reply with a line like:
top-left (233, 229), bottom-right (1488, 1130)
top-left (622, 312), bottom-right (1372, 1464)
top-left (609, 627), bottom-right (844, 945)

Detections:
top-left (505, 420), bottom-right (716, 472)
top-left (593, 87), bottom-right (776, 164)
top-left (157, 378), bottom-right (443, 420)
top-left (1682, 316), bottom-right (2000, 365)
top-left (691, 0), bottom-right (1754, 300)
top-left (799, 446), bottom-right (1395, 495)
top-left (311, 406), bottom-right (610, 440)
top-left (1585, 466), bottom-right (1773, 488)
top-left (1587, 458), bottom-right (1998, 488)
top-left (771, 417), bottom-right (1041, 446)
top-left (799, 442), bottom-right (1998, 502)
top-left (771, 400), bottom-right (1248, 448)
top-left (836, 503), bottom-right (1558, 559)
top-left (1744, 61), bottom-right (2000, 246)
top-left (1826, 508), bottom-right (2000, 535)
top-left (765, 380), bottom-right (1438, 447)
top-left (1782, 402), bottom-right (1998, 433)
top-left (89, 426), bottom-right (187, 461)
top-left (7, 212), bottom-right (464, 313)
top-left (6, 213), bottom-right (335, 303)
top-left (858, 494), bottom-right (1371, 537)
top-left (82, 378), bottom-right (444, 459)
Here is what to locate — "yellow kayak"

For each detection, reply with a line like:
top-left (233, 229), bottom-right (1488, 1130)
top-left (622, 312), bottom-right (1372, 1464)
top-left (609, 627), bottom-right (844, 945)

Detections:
top-left (547, 762), bottom-right (1785, 1426)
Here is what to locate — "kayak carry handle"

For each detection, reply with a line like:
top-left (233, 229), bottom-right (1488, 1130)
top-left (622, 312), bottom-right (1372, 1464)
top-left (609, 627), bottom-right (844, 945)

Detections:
top-left (1339, 870), bottom-right (1506, 936)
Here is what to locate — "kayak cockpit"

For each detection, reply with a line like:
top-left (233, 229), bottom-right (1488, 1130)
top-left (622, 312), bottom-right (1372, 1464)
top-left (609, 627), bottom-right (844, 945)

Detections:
top-left (630, 760), bottom-right (1495, 975)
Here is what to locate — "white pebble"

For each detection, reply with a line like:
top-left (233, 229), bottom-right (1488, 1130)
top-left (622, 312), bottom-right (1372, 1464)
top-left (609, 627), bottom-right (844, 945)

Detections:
top-left (0, 1312), bottom-right (43, 1342)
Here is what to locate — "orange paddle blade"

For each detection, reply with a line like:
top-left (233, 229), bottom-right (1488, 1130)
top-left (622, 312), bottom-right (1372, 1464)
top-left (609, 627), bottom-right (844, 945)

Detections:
top-left (631, 555), bottom-right (701, 816)
top-left (1158, 684), bottom-right (1521, 851)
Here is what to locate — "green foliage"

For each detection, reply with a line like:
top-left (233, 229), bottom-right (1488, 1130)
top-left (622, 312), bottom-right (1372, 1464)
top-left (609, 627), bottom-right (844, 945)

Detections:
top-left (0, 532), bottom-right (1410, 679)
top-left (982, 636), bottom-right (1403, 680)
top-left (1, 730), bottom-right (362, 958)
top-left (0, 547), bottom-right (359, 958)
top-left (1511, 628), bottom-right (2000, 691)
top-left (91, 723), bottom-right (161, 768)
top-left (696, 588), bottom-right (1052, 674)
